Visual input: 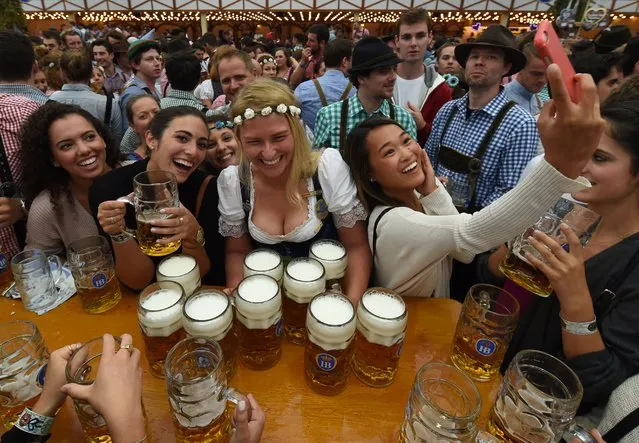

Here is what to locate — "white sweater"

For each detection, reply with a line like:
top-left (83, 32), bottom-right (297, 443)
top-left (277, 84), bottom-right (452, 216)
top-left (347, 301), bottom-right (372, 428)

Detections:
top-left (368, 158), bottom-right (590, 298)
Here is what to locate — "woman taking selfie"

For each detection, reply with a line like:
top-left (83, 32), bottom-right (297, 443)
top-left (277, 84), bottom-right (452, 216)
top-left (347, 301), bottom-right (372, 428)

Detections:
top-left (90, 106), bottom-right (226, 288)
top-left (218, 79), bottom-right (370, 303)
top-left (501, 92), bottom-right (639, 417)
top-left (23, 102), bottom-right (119, 253)
top-left (343, 65), bottom-right (603, 299)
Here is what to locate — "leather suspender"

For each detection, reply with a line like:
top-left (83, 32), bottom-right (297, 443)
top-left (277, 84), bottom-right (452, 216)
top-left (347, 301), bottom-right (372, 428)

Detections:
top-left (313, 80), bottom-right (328, 107)
top-left (371, 207), bottom-right (394, 260)
top-left (340, 83), bottom-right (353, 100)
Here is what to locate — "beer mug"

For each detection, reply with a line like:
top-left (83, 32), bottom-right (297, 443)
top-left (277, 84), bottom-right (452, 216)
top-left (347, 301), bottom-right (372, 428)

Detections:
top-left (165, 337), bottom-right (245, 442)
top-left (0, 321), bottom-right (48, 430)
top-left (157, 254), bottom-right (201, 297)
top-left (66, 335), bottom-right (147, 442)
top-left (309, 239), bottom-right (347, 291)
top-left (118, 170), bottom-right (181, 257)
top-left (183, 289), bottom-right (238, 380)
top-left (235, 274), bottom-right (283, 370)
top-left (0, 241), bottom-right (13, 293)
top-left (400, 362), bottom-right (482, 442)
top-left (444, 177), bottom-right (470, 211)
top-left (450, 284), bottom-right (519, 382)
top-left (488, 350), bottom-right (587, 443)
top-left (283, 257), bottom-right (326, 345)
top-left (352, 288), bottom-right (407, 387)
top-left (500, 197), bottom-right (600, 296)
top-left (242, 248), bottom-right (283, 282)
top-left (304, 291), bottom-right (356, 396)
top-left (137, 281), bottom-right (187, 378)
top-left (68, 235), bottom-right (122, 314)
top-left (11, 249), bottom-right (62, 312)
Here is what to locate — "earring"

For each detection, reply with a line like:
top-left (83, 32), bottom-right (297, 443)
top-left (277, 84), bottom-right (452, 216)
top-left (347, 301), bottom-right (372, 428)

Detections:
top-left (52, 161), bottom-right (60, 167)
top-left (369, 177), bottom-right (376, 182)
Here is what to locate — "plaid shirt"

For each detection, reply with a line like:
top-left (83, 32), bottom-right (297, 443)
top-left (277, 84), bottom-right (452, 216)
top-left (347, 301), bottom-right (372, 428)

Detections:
top-left (0, 94), bottom-right (42, 256)
top-left (425, 89), bottom-right (539, 209)
top-left (313, 94), bottom-right (417, 151)
top-left (0, 84), bottom-right (48, 106)
top-left (160, 89), bottom-right (207, 112)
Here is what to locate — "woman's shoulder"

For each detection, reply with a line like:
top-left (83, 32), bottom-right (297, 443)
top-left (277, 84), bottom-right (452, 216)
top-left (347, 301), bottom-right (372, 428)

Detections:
top-left (29, 190), bottom-right (56, 217)
top-left (217, 165), bottom-right (241, 189)
top-left (316, 148), bottom-right (350, 180)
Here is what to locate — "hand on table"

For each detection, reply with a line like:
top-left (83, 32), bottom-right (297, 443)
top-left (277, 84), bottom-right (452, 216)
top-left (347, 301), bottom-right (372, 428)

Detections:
top-left (231, 394), bottom-right (265, 443)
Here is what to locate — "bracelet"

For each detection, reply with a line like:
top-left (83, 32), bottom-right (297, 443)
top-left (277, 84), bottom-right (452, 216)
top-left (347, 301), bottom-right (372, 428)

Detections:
top-left (559, 313), bottom-right (598, 335)
top-left (109, 232), bottom-right (132, 244)
top-left (14, 408), bottom-right (55, 436)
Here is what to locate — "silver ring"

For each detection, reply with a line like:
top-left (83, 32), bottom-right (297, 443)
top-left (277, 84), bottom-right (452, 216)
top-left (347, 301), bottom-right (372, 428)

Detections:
top-left (120, 343), bottom-right (132, 350)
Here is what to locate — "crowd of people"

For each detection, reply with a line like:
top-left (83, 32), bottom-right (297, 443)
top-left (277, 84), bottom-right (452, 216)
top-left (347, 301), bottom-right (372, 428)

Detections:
top-left (2, 8), bottom-right (639, 442)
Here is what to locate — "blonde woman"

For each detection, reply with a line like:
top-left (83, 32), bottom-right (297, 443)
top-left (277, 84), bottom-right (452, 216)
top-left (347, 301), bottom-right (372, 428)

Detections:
top-left (217, 79), bottom-right (371, 304)
top-left (257, 54), bottom-right (277, 78)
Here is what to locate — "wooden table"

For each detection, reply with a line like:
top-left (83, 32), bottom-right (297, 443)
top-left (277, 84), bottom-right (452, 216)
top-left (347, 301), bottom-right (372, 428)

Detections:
top-left (0, 289), bottom-right (501, 442)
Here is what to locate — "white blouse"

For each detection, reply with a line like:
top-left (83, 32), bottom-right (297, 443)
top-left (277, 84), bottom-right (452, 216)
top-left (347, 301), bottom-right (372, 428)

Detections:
top-left (217, 148), bottom-right (366, 244)
top-left (194, 80), bottom-right (215, 101)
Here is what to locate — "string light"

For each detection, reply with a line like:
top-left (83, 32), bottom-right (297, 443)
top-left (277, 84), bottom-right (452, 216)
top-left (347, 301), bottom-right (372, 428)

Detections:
top-left (25, 12), bottom-right (68, 20)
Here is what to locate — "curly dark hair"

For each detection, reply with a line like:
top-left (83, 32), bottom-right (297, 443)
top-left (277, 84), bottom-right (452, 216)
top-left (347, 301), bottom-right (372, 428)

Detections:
top-left (21, 102), bottom-right (120, 220)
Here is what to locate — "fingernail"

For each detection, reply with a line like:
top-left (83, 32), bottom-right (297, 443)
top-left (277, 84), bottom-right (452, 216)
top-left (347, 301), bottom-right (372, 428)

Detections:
top-left (238, 400), bottom-right (246, 412)
top-left (160, 208), bottom-right (167, 214)
top-left (151, 228), bottom-right (157, 233)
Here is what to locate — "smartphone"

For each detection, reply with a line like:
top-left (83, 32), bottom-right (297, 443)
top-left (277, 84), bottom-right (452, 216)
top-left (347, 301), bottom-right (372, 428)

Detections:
top-left (534, 21), bottom-right (578, 102)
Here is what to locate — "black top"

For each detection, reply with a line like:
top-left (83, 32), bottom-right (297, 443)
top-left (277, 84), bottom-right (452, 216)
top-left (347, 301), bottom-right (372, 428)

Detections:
top-left (0, 427), bottom-right (48, 443)
top-left (502, 233), bottom-right (639, 414)
top-left (88, 159), bottom-right (226, 286)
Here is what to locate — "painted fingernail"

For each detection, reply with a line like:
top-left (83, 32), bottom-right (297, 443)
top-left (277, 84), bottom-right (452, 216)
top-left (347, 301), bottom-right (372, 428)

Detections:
top-left (160, 208), bottom-right (167, 214)
top-left (238, 400), bottom-right (246, 412)
top-left (151, 228), bottom-right (157, 233)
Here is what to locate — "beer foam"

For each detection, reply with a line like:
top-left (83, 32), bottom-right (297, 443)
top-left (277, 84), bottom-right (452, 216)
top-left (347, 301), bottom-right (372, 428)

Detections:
top-left (244, 249), bottom-right (282, 275)
top-left (138, 288), bottom-right (184, 334)
top-left (357, 290), bottom-right (407, 347)
top-left (283, 258), bottom-right (326, 302)
top-left (310, 241), bottom-right (347, 280)
top-left (236, 275), bottom-right (282, 329)
top-left (183, 292), bottom-right (233, 340)
top-left (157, 255), bottom-right (201, 297)
top-left (307, 293), bottom-right (355, 351)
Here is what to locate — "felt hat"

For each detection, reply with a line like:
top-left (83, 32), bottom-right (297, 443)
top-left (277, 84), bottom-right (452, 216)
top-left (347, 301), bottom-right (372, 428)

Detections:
top-left (349, 36), bottom-right (403, 74)
top-left (127, 39), bottom-right (161, 61)
top-left (594, 25), bottom-right (632, 54)
top-left (455, 25), bottom-right (527, 76)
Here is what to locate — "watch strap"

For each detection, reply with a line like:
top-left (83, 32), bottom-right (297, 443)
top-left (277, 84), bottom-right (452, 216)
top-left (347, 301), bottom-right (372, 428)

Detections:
top-left (109, 231), bottom-right (133, 244)
top-left (14, 408), bottom-right (55, 436)
top-left (559, 313), bottom-right (598, 335)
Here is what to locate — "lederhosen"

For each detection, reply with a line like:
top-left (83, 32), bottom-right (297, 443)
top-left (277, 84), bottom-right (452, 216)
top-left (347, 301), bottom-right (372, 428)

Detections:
top-left (434, 101), bottom-right (516, 214)
top-left (338, 98), bottom-right (395, 154)
top-left (239, 166), bottom-right (338, 266)
top-left (434, 101), bottom-right (516, 301)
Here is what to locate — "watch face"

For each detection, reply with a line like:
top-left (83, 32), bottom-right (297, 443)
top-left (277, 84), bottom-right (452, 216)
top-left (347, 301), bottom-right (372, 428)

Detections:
top-left (588, 322), bottom-right (598, 331)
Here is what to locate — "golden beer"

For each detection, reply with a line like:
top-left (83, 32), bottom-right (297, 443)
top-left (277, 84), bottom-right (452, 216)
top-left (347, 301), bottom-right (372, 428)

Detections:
top-left (309, 239), bottom-right (347, 291)
top-left (499, 249), bottom-right (552, 296)
top-left (487, 407), bottom-right (527, 443)
top-left (172, 404), bottom-right (234, 443)
top-left (137, 214), bottom-right (181, 257)
top-left (304, 292), bottom-right (355, 395)
top-left (73, 399), bottom-right (110, 443)
top-left (450, 285), bottom-right (519, 382)
top-left (0, 247), bottom-right (13, 293)
top-left (183, 290), bottom-right (238, 380)
top-left (283, 258), bottom-right (325, 345)
top-left (1, 396), bottom-right (38, 430)
top-left (138, 282), bottom-right (186, 378)
top-left (75, 273), bottom-right (122, 314)
top-left (235, 275), bottom-right (283, 370)
top-left (352, 288), bottom-right (407, 387)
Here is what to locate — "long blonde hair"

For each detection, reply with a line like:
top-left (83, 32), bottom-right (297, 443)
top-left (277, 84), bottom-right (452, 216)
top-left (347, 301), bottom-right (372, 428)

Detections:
top-left (232, 78), bottom-right (319, 206)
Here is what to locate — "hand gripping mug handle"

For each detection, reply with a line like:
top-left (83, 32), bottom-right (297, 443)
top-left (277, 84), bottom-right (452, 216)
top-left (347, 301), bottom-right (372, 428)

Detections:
top-left (47, 254), bottom-right (63, 285)
top-left (116, 192), bottom-right (135, 206)
top-left (226, 387), bottom-right (253, 425)
top-left (564, 424), bottom-right (598, 443)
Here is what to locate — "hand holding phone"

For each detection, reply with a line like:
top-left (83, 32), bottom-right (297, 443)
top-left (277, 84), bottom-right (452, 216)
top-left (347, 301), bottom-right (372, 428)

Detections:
top-left (534, 21), bottom-right (578, 102)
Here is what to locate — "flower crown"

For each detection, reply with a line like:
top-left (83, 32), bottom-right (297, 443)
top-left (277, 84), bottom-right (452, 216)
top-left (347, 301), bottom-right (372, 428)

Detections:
top-left (233, 104), bottom-right (301, 126)
top-left (211, 120), bottom-right (234, 130)
top-left (259, 57), bottom-right (275, 65)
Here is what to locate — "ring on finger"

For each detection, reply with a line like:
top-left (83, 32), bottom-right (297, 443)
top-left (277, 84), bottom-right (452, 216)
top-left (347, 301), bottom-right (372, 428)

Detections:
top-left (179, 217), bottom-right (184, 225)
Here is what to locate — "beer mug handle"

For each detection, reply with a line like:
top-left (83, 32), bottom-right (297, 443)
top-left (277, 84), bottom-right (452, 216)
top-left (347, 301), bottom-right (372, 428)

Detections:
top-left (48, 255), bottom-right (63, 285)
top-left (116, 193), bottom-right (135, 206)
top-left (563, 423), bottom-right (598, 443)
top-left (225, 387), bottom-right (253, 423)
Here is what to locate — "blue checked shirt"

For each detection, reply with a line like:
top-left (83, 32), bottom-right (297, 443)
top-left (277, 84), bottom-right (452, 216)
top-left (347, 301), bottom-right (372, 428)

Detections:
top-left (425, 89), bottom-right (539, 209)
top-left (313, 94), bottom-right (417, 151)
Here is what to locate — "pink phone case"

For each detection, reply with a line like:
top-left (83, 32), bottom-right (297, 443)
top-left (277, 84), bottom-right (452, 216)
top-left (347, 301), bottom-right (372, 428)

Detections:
top-left (534, 21), bottom-right (578, 102)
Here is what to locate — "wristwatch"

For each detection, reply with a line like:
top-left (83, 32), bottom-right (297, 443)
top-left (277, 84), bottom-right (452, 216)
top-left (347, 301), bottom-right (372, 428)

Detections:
top-left (559, 313), bottom-right (598, 335)
top-left (110, 231), bottom-right (133, 244)
top-left (195, 226), bottom-right (205, 247)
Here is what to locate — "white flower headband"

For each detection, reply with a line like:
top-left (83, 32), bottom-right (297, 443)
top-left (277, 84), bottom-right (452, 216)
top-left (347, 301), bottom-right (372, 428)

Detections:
top-left (259, 57), bottom-right (275, 65)
top-left (233, 104), bottom-right (301, 126)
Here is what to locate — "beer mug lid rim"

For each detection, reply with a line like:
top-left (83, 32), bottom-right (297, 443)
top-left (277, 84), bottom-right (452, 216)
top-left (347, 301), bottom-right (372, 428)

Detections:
top-left (244, 248), bottom-right (282, 272)
top-left (309, 291), bottom-right (355, 327)
top-left (158, 254), bottom-right (198, 277)
top-left (0, 320), bottom-right (38, 354)
top-left (467, 284), bottom-right (520, 317)
top-left (183, 289), bottom-right (231, 322)
top-left (309, 239), bottom-right (347, 261)
top-left (138, 281), bottom-right (185, 312)
top-left (237, 274), bottom-right (279, 303)
top-left (164, 336), bottom-right (223, 383)
top-left (66, 335), bottom-right (122, 385)
top-left (133, 169), bottom-right (177, 186)
top-left (415, 362), bottom-right (481, 420)
top-left (11, 249), bottom-right (45, 264)
top-left (285, 257), bottom-right (325, 282)
top-left (360, 288), bottom-right (406, 321)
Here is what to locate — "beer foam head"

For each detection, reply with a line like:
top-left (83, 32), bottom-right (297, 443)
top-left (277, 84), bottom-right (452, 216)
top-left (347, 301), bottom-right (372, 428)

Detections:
top-left (357, 288), bottom-right (407, 344)
top-left (283, 258), bottom-right (326, 301)
top-left (236, 274), bottom-right (281, 322)
top-left (183, 290), bottom-right (233, 339)
top-left (243, 249), bottom-right (284, 281)
top-left (310, 240), bottom-right (347, 280)
top-left (307, 292), bottom-right (355, 350)
top-left (158, 255), bottom-right (197, 277)
top-left (138, 285), bottom-right (184, 330)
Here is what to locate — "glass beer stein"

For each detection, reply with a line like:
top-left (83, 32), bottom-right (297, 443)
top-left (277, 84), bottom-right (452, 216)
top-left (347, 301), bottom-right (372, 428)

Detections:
top-left (282, 257), bottom-right (326, 345)
top-left (183, 289), bottom-right (238, 380)
top-left (400, 362), bottom-right (482, 442)
top-left (450, 284), bottom-right (519, 382)
top-left (118, 170), bottom-right (181, 257)
top-left (157, 254), bottom-right (201, 297)
top-left (235, 274), bottom-right (283, 370)
top-left (352, 288), bottom-right (407, 387)
top-left (165, 337), bottom-right (245, 442)
top-left (138, 281), bottom-right (187, 378)
top-left (0, 241), bottom-right (13, 293)
top-left (68, 235), bottom-right (122, 314)
top-left (0, 321), bottom-right (49, 430)
top-left (242, 249), bottom-right (283, 282)
top-left (309, 239), bottom-right (347, 291)
top-left (11, 249), bottom-right (62, 312)
top-left (500, 197), bottom-right (600, 296)
top-left (488, 350), bottom-right (587, 443)
top-left (304, 291), bottom-right (356, 396)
